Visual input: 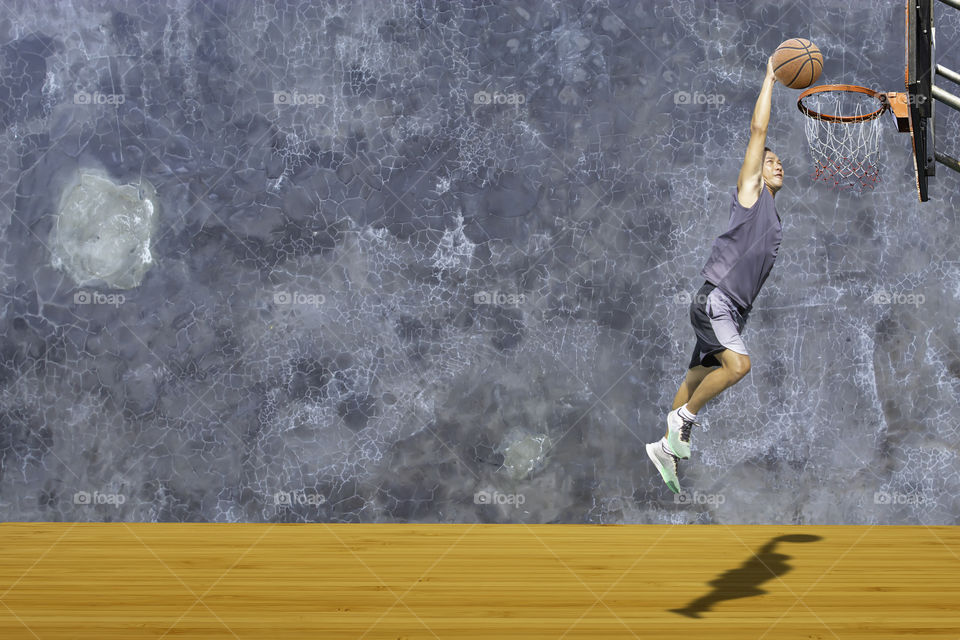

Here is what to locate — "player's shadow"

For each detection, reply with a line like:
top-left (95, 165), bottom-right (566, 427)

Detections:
top-left (668, 534), bottom-right (822, 618)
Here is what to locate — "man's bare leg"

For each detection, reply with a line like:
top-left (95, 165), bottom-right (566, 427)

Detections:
top-left (685, 349), bottom-right (751, 414)
top-left (665, 364), bottom-right (716, 439)
top-left (671, 365), bottom-right (717, 410)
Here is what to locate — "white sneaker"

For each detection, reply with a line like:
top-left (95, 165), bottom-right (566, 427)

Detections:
top-left (666, 408), bottom-right (698, 459)
top-left (646, 439), bottom-right (681, 494)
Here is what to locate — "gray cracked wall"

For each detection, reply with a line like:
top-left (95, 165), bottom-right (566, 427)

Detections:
top-left (0, 0), bottom-right (957, 524)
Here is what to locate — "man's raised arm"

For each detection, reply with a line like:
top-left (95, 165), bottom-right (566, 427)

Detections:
top-left (737, 57), bottom-right (777, 208)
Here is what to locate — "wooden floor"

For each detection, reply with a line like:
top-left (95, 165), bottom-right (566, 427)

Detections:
top-left (0, 523), bottom-right (957, 638)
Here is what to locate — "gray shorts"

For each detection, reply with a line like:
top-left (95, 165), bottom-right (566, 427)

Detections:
top-left (688, 281), bottom-right (749, 369)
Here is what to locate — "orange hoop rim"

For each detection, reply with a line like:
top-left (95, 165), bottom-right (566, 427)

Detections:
top-left (797, 84), bottom-right (889, 123)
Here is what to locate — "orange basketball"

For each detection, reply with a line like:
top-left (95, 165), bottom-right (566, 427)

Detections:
top-left (771, 38), bottom-right (823, 89)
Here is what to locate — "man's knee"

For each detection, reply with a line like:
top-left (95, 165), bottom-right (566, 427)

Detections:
top-left (722, 352), bottom-right (751, 381)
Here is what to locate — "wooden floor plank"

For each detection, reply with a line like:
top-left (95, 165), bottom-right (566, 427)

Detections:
top-left (1, 524), bottom-right (957, 638)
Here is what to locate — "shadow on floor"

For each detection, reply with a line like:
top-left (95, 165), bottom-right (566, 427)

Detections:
top-left (668, 533), bottom-right (823, 618)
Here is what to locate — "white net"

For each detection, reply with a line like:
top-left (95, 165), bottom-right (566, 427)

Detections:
top-left (800, 88), bottom-right (886, 192)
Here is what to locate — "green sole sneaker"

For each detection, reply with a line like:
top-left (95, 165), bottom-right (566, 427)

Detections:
top-left (666, 409), bottom-right (695, 459)
top-left (646, 441), bottom-right (681, 494)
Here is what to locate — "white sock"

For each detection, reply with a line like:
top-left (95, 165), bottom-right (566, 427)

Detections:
top-left (678, 404), bottom-right (697, 421)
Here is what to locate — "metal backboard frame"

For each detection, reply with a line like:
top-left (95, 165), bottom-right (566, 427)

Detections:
top-left (906, 0), bottom-right (934, 202)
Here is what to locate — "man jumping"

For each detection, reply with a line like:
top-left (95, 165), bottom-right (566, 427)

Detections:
top-left (647, 57), bottom-right (784, 494)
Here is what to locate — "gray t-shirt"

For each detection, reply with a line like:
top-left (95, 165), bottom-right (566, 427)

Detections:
top-left (699, 186), bottom-right (782, 313)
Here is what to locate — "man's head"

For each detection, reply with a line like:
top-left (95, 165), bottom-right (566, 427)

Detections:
top-left (762, 147), bottom-right (783, 194)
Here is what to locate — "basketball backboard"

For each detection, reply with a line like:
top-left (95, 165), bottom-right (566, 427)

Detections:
top-left (905, 0), bottom-right (934, 201)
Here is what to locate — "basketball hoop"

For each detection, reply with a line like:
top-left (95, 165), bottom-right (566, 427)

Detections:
top-left (797, 84), bottom-right (889, 192)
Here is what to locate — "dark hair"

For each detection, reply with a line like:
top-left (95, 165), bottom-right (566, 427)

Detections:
top-left (764, 146), bottom-right (773, 155)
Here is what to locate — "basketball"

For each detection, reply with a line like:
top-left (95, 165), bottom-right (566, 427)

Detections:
top-left (771, 38), bottom-right (823, 89)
